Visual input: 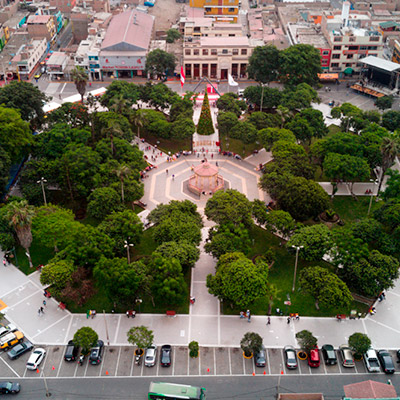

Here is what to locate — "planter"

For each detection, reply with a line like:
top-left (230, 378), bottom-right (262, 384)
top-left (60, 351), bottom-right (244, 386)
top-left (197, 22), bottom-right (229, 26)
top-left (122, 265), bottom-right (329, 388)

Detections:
top-left (297, 351), bottom-right (308, 360)
top-left (243, 351), bottom-right (253, 359)
top-left (135, 348), bottom-right (144, 356)
top-left (319, 211), bottom-right (340, 224)
top-left (354, 354), bottom-right (363, 361)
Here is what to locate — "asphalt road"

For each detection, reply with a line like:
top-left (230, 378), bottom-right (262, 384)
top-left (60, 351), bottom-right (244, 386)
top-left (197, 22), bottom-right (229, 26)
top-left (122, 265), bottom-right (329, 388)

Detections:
top-left (11, 374), bottom-right (399, 400)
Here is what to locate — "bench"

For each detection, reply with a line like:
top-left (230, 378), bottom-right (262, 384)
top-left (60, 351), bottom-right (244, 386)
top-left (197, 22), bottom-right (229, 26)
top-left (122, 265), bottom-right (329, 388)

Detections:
top-left (336, 314), bottom-right (346, 321)
top-left (58, 302), bottom-right (66, 310)
top-left (166, 310), bottom-right (176, 317)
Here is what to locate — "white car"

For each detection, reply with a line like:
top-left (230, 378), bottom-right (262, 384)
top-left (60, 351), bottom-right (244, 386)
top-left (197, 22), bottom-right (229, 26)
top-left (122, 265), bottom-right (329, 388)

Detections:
top-left (144, 345), bottom-right (157, 367)
top-left (364, 348), bottom-right (380, 373)
top-left (26, 348), bottom-right (46, 370)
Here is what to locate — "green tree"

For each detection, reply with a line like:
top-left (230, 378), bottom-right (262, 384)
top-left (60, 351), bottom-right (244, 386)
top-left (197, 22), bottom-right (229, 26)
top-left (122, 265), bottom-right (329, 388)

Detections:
top-left (100, 81), bottom-right (139, 110)
top-left (127, 326), bottom-right (154, 350)
top-left (146, 49), bottom-right (176, 78)
top-left (0, 81), bottom-right (48, 126)
top-left (147, 83), bottom-right (179, 111)
top-left (258, 128), bottom-right (296, 151)
top-left (288, 224), bottom-right (332, 261)
top-left (243, 86), bottom-right (282, 109)
top-left (216, 93), bottom-right (246, 117)
top-left (0, 147), bottom-right (11, 193)
top-left (252, 199), bottom-right (269, 226)
top-left (197, 92), bottom-right (214, 135)
top-left (280, 84), bottom-right (319, 111)
top-left (87, 187), bottom-right (122, 220)
top-left (169, 97), bottom-right (194, 122)
top-left (153, 215), bottom-right (202, 245)
top-left (247, 45), bottom-right (280, 85)
top-left (265, 210), bottom-right (297, 242)
top-left (286, 117), bottom-right (314, 144)
top-left (375, 95), bottom-right (394, 111)
top-left (0, 206), bottom-right (17, 252)
top-left (240, 332), bottom-right (263, 357)
top-left (166, 28), bottom-right (181, 42)
top-left (94, 257), bottom-right (144, 304)
top-left (296, 330), bottom-right (317, 354)
top-left (73, 327), bottom-right (98, 354)
top-left (153, 241), bottom-right (200, 270)
top-left (5, 200), bottom-right (35, 267)
top-left (299, 108), bottom-right (328, 139)
top-left (230, 121), bottom-right (258, 144)
top-left (171, 117), bottom-right (195, 139)
top-left (299, 266), bottom-right (352, 309)
top-left (323, 153), bottom-right (370, 196)
top-left (348, 333), bottom-right (371, 357)
top-left (149, 256), bottom-right (187, 304)
top-left (0, 106), bottom-right (32, 162)
top-left (70, 66), bottom-right (88, 103)
top-left (247, 111), bottom-right (269, 130)
top-left (382, 110), bottom-right (400, 132)
top-left (377, 135), bottom-right (400, 195)
top-left (279, 44), bottom-right (321, 87)
top-left (148, 200), bottom-right (202, 226)
top-left (217, 112), bottom-right (239, 135)
top-left (205, 189), bottom-right (253, 227)
top-left (383, 170), bottom-right (400, 201)
top-left (206, 252), bottom-right (269, 309)
top-left (130, 109), bottom-right (147, 139)
top-left (40, 260), bottom-right (75, 292)
top-left (114, 165), bottom-right (131, 202)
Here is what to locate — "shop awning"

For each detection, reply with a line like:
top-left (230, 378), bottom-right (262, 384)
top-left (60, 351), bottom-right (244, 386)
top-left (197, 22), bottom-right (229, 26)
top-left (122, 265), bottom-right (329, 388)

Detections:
top-left (318, 73), bottom-right (339, 80)
top-left (344, 68), bottom-right (354, 74)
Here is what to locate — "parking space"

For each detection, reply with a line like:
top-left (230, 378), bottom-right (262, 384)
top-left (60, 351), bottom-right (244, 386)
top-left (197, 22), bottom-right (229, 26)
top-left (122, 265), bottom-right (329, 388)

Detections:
top-left (2, 345), bottom-right (400, 378)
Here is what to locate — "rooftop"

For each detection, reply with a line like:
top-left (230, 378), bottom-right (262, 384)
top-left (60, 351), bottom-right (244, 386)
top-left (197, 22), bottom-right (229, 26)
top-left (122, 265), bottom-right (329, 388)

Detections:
top-left (0, 32), bottom-right (30, 71)
top-left (46, 51), bottom-right (68, 66)
top-left (27, 14), bottom-right (52, 24)
top-left (361, 55), bottom-right (400, 72)
top-left (288, 24), bottom-right (329, 47)
top-left (344, 381), bottom-right (398, 399)
top-left (101, 9), bottom-right (154, 52)
top-left (200, 36), bottom-right (249, 46)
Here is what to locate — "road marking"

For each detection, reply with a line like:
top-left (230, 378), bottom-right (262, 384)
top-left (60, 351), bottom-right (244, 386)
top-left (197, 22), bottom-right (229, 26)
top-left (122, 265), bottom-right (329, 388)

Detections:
top-left (172, 347), bottom-right (176, 376)
top-left (280, 350), bottom-right (286, 375)
top-left (213, 347), bottom-right (216, 375)
top-left (56, 351), bottom-right (64, 378)
top-left (60, 82), bottom-right (67, 93)
top-left (5, 288), bottom-right (42, 310)
top-left (0, 355), bottom-right (20, 377)
top-left (323, 360), bottom-right (327, 375)
top-left (32, 314), bottom-right (70, 339)
top-left (198, 347), bottom-right (201, 375)
top-left (84, 356), bottom-right (89, 376)
top-left (129, 349), bottom-right (135, 377)
top-left (156, 354), bottom-right (159, 376)
top-left (115, 347), bottom-right (122, 377)
top-left (114, 315), bottom-right (121, 343)
top-left (63, 316), bottom-right (74, 344)
top-left (187, 350), bottom-right (190, 376)
top-left (228, 348), bottom-right (232, 375)
top-left (217, 301), bottom-right (221, 346)
top-left (0, 299), bottom-right (7, 310)
top-left (242, 351), bottom-right (245, 375)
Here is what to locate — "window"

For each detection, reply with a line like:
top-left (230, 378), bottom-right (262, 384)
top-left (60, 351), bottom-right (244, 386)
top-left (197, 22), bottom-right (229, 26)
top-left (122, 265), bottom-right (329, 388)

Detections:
top-left (194, 27), bottom-right (200, 32)
top-left (229, 34), bottom-right (235, 37)
top-left (360, 46), bottom-right (367, 50)
top-left (233, 49), bottom-right (238, 55)
top-left (334, 36), bottom-right (342, 42)
top-left (345, 63), bottom-right (352, 67)
top-left (333, 45), bottom-right (341, 50)
top-left (332, 54), bottom-right (340, 59)
top-left (322, 50), bottom-right (329, 55)
top-left (193, 49), bottom-right (199, 55)
top-left (202, 49), bottom-right (208, 55)
top-left (185, 49), bottom-right (191, 55)
top-left (369, 53), bottom-right (377, 57)
top-left (368, 46), bottom-right (377, 50)
top-left (348, 46), bottom-right (358, 50)
top-left (349, 37), bottom-right (356, 42)
top-left (241, 49), bottom-right (247, 55)
top-left (331, 63), bottom-right (339, 67)
top-left (369, 36), bottom-right (380, 42)
top-left (205, 7), bottom-right (211, 11)
top-left (321, 59), bottom-right (328, 65)
top-left (211, 49), bottom-right (217, 55)
top-left (347, 54), bottom-right (353, 59)
top-left (228, 7), bottom-right (235, 11)
top-left (222, 49), bottom-right (228, 54)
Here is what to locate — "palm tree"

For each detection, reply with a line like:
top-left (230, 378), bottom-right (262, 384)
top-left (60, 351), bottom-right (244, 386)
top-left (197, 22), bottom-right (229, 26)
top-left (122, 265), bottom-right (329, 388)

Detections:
top-left (276, 105), bottom-right (291, 129)
top-left (101, 121), bottom-right (123, 155)
top-left (6, 200), bottom-right (35, 268)
top-left (130, 109), bottom-right (147, 139)
top-left (71, 66), bottom-right (88, 103)
top-left (267, 283), bottom-right (281, 316)
top-left (377, 135), bottom-right (400, 195)
top-left (114, 165), bottom-right (131, 202)
top-left (110, 94), bottom-right (129, 115)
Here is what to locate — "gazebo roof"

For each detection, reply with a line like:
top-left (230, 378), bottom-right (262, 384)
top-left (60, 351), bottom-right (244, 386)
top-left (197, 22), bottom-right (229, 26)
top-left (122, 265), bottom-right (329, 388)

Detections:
top-left (193, 162), bottom-right (218, 177)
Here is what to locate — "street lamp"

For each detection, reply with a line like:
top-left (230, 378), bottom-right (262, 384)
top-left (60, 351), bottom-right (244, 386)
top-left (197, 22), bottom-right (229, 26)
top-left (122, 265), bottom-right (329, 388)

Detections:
top-left (124, 238), bottom-right (134, 264)
top-left (367, 179), bottom-right (379, 217)
top-left (135, 298), bottom-right (142, 313)
top-left (37, 177), bottom-right (47, 205)
top-left (291, 245), bottom-right (304, 292)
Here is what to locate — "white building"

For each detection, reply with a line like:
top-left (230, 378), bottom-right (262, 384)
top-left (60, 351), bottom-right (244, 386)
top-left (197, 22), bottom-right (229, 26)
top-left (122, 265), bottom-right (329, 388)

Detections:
top-left (75, 31), bottom-right (105, 80)
top-left (46, 51), bottom-right (69, 78)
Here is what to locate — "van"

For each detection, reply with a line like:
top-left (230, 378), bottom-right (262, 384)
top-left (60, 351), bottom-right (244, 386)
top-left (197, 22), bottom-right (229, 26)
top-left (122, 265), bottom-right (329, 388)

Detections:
top-left (0, 331), bottom-right (24, 350)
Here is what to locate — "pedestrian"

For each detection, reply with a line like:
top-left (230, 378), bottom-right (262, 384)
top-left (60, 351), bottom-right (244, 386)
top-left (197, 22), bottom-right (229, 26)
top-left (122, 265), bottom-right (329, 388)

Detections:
top-left (358, 312), bottom-right (362, 319)
top-left (382, 292), bottom-right (386, 300)
top-left (2, 259), bottom-right (6, 267)
top-left (43, 300), bottom-right (46, 307)
top-left (211, 153), bottom-right (213, 159)
top-left (240, 311), bottom-right (245, 319)
top-left (216, 161), bottom-right (219, 167)
top-left (172, 174), bottom-right (175, 181)
top-left (190, 296), bottom-right (196, 304)
top-left (287, 316), bottom-right (291, 324)
top-left (247, 312), bottom-right (251, 323)
top-left (246, 310), bottom-right (250, 318)
top-left (267, 317), bottom-right (271, 325)
top-left (295, 314), bottom-right (300, 321)
top-left (40, 306), bottom-right (44, 314)
top-left (166, 169), bottom-right (168, 175)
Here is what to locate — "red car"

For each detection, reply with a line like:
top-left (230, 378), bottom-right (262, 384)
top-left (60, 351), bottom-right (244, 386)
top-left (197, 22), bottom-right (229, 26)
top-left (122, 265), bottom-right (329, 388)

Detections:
top-left (308, 347), bottom-right (320, 368)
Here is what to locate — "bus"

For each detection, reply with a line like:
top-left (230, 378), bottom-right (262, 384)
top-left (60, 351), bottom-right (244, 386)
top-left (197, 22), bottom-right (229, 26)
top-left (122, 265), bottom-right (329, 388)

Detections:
top-left (148, 382), bottom-right (206, 400)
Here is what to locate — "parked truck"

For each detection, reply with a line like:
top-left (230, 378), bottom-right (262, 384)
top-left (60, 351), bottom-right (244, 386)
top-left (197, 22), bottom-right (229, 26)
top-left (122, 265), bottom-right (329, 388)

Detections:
top-left (364, 349), bottom-right (380, 372)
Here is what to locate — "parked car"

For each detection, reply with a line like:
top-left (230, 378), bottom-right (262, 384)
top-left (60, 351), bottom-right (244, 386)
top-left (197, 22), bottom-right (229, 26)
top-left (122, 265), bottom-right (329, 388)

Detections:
top-left (7, 341), bottom-right (33, 360)
top-left (364, 348), bottom-right (380, 372)
top-left (284, 345), bottom-right (298, 369)
top-left (89, 340), bottom-right (104, 365)
top-left (0, 381), bottom-right (20, 394)
top-left (339, 345), bottom-right (355, 368)
top-left (0, 331), bottom-right (24, 351)
top-left (377, 350), bottom-right (395, 374)
top-left (26, 348), bottom-right (46, 370)
top-left (322, 344), bottom-right (337, 365)
top-left (308, 347), bottom-right (320, 368)
top-left (255, 347), bottom-right (266, 367)
top-left (34, 72), bottom-right (42, 79)
top-left (64, 340), bottom-right (79, 362)
top-left (145, 345), bottom-right (157, 367)
top-left (0, 324), bottom-right (17, 338)
top-left (160, 345), bottom-right (172, 367)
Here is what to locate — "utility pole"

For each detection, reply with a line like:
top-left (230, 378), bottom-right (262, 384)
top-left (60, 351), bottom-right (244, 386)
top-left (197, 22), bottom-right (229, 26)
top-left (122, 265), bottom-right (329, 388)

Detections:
top-left (37, 177), bottom-right (47, 205)
top-left (291, 245), bottom-right (304, 292)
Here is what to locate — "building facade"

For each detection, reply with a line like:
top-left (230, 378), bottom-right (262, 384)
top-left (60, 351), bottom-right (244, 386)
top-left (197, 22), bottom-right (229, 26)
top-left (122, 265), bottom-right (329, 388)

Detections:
top-left (27, 14), bottom-right (57, 43)
top-left (12, 37), bottom-right (47, 78)
top-left (49, 0), bottom-right (76, 15)
top-left (46, 51), bottom-right (69, 77)
top-left (75, 31), bottom-right (104, 80)
top-left (183, 36), bottom-right (251, 79)
top-left (392, 40), bottom-right (400, 64)
top-left (189, 0), bottom-right (239, 22)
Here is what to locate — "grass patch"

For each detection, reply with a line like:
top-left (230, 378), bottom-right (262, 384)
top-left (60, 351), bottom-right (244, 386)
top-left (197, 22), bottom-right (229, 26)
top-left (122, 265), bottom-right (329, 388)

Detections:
top-left (222, 225), bottom-right (368, 317)
top-left (133, 227), bottom-right (158, 258)
top-left (140, 131), bottom-right (192, 154)
top-left (219, 132), bottom-right (262, 158)
top-left (331, 196), bottom-right (380, 224)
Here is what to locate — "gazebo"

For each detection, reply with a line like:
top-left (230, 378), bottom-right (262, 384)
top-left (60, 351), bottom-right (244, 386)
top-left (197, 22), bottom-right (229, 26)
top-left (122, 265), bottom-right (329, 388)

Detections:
top-left (188, 162), bottom-right (224, 196)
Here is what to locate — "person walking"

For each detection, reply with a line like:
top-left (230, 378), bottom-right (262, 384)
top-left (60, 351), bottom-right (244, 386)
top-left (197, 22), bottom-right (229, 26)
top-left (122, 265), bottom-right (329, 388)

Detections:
top-left (247, 312), bottom-right (251, 323)
top-left (43, 300), bottom-right (46, 307)
top-left (267, 317), bottom-right (271, 325)
top-left (40, 306), bottom-right (44, 314)
top-left (2, 259), bottom-right (6, 267)
top-left (172, 174), bottom-right (175, 181)
top-left (38, 308), bottom-right (41, 316)
top-left (240, 311), bottom-right (245, 319)
top-left (287, 316), bottom-right (291, 324)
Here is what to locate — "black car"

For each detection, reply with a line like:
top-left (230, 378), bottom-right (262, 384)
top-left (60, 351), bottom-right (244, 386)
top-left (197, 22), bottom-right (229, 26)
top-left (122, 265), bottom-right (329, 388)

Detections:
top-left (89, 340), bottom-right (104, 365)
top-left (377, 350), bottom-right (395, 374)
top-left (255, 347), bottom-right (266, 367)
top-left (7, 341), bottom-right (33, 360)
top-left (160, 345), bottom-right (172, 367)
top-left (64, 340), bottom-right (79, 362)
top-left (322, 344), bottom-right (337, 365)
top-left (0, 381), bottom-right (20, 394)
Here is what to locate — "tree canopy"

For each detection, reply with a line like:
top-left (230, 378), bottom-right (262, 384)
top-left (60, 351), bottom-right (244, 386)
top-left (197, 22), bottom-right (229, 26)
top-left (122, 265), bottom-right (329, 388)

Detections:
top-left (146, 49), bottom-right (176, 78)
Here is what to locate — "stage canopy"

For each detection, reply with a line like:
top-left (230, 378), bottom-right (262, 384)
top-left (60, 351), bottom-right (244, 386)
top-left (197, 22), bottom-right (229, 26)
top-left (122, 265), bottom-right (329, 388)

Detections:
top-left (361, 56), bottom-right (400, 73)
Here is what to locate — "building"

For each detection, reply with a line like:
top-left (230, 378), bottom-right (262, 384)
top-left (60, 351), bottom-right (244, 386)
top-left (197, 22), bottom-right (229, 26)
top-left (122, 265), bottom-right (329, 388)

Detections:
top-left (0, 0), bottom-right (19, 25)
top-left (71, 13), bottom-right (89, 43)
top-left (0, 23), bottom-right (9, 51)
top-left (183, 18), bottom-right (243, 38)
top-left (321, 2), bottom-right (384, 74)
top-left (183, 36), bottom-right (251, 79)
top-left (287, 24), bottom-right (331, 71)
top-left (189, 0), bottom-right (239, 23)
top-left (99, 9), bottom-right (154, 78)
top-left (46, 51), bottom-right (69, 78)
top-left (344, 380), bottom-right (399, 399)
top-left (75, 31), bottom-right (105, 80)
top-left (393, 39), bottom-right (400, 64)
top-left (27, 14), bottom-right (57, 43)
top-left (12, 37), bottom-right (47, 79)
top-left (49, 0), bottom-right (76, 15)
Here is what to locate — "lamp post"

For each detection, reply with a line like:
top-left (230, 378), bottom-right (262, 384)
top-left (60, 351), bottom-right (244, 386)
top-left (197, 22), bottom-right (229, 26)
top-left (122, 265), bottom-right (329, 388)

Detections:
top-left (291, 245), bottom-right (304, 292)
top-left (367, 179), bottom-right (379, 217)
top-left (37, 177), bottom-right (47, 205)
top-left (124, 238), bottom-right (134, 264)
top-left (135, 298), bottom-right (142, 313)
top-left (260, 83), bottom-right (265, 112)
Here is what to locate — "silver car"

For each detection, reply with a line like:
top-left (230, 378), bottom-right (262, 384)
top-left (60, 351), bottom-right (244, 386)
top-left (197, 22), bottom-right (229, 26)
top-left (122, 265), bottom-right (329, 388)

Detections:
top-left (145, 345), bottom-right (157, 367)
top-left (284, 345), bottom-right (298, 369)
top-left (339, 345), bottom-right (355, 368)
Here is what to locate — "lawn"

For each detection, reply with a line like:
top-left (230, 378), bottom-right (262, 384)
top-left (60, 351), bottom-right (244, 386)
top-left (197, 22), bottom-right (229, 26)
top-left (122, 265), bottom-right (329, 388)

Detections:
top-left (222, 225), bottom-right (369, 318)
top-left (219, 132), bottom-right (262, 158)
top-left (330, 196), bottom-right (381, 224)
top-left (140, 131), bottom-right (192, 155)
